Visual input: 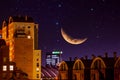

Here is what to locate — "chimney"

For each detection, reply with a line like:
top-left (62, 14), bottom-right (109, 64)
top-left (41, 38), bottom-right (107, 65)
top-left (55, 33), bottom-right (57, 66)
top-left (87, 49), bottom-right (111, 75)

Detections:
top-left (85, 56), bottom-right (88, 60)
top-left (81, 57), bottom-right (84, 60)
top-left (25, 16), bottom-right (28, 21)
top-left (113, 52), bottom-right (117, 59)
top-left (104, 52), bottom-right (108, 58)
top-left (92, 54), bottom-right (95, 59)
top-left (74, 57), bottom-right (77, 61)
top-left (98, 55), bottom-right (102, 57)
top-left (69, 57), bottom-right (72, 61)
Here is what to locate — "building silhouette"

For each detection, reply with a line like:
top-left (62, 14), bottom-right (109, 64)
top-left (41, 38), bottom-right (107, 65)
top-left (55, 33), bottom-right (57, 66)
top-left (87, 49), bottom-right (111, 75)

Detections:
top-left (0, 39), bottom-right (17, 79)
top-left (58, 52), bottom-right (120, 80)
top-left (1, 16), bottom-right (41, 79)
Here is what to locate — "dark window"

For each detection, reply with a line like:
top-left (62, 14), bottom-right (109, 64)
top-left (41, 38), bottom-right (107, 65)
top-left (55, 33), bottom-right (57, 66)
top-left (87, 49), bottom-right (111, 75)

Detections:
top-left (37, 74), bottom-right (39, 78)
top-left (37, 63), bottom-right (39, 67)
top-left (37, 59), bottom-right (39, 61)
top-left (28, 26), bottom-right (30, 28)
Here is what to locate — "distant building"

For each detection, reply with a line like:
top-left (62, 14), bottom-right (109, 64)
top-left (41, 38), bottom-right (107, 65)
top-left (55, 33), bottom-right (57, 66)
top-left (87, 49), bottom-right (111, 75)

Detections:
top-left (40, 51), bottom-right (62, 79)
top-left (46, 51), bottom-right (62, 66)
top-left (2, 16), bottom-right (41, 79)
top-left (58, 52), bottom-right (120, 80)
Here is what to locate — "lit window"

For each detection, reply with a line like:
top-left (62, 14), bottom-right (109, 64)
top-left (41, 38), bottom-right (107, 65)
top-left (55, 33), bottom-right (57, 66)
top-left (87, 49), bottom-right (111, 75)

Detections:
top-left (36, 68), bottom-right (39, 72)
top-left (3, 57), bottom-right (7, 62)
top-left (9, 65), bottom-right (14, 71)
top-left (3, 65), bottom-right (7, 71)
top-left (27, 35), bottom-right (31, 39)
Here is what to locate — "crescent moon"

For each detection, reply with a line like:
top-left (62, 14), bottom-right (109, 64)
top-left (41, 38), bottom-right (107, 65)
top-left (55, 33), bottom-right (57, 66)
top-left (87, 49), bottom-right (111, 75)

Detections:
top-left (61, 28), bottom-right (87, 45)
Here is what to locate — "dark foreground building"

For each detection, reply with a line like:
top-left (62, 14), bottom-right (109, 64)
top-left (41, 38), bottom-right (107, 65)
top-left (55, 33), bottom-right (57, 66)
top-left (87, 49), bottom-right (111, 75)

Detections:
top-left (0, 39), bottom-right (29, 80)
top-left (58, 52), bottom-right (120, 80)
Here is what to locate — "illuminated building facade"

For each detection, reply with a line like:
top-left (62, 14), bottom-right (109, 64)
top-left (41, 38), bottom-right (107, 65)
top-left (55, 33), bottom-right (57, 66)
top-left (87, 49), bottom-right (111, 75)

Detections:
top-left (46, 51), bottom-right (62, 66)
top-left (2, 16), bottom-right (41, 79)
top-left (58, 52), bottom-right (120, 80)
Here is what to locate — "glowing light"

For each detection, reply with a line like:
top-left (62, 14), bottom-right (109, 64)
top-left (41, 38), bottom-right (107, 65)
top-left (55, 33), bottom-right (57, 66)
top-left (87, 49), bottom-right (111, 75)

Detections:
top-left (90, 8), bottom-right (94, 11)
top-left (56, 22), bottom-right (59, 25)
top-left (27, 35), bottom-right (31, 39)
top-left (36, 68), bottom-right (39, 72)
top-left (3, 65), bottom-right (7, 71)
top-left (9, 65), bottom-right (14, 71)
top-left (58, 4), bottom-right (62, 7)
top-left (52, 51), bottom-right (63, 54)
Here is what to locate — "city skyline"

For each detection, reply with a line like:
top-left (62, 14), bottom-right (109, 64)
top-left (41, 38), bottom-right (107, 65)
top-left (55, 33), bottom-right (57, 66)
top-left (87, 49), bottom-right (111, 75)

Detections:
top-left (0, 0), bottom-right (120, 65)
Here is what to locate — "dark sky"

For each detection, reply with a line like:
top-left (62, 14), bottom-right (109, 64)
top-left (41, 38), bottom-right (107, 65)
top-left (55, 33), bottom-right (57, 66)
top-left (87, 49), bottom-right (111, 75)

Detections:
top-left (1, 0), bottom-right (120, 65)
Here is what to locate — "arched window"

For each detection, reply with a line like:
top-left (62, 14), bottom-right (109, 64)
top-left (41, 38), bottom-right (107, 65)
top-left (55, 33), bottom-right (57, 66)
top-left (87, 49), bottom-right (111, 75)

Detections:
top-left (59, 62), bottom-right (68, 71)
top-left (73, 59), bottom-right (85, 70)
top-left (115, 59), bottom-right (120, 68)
top-left (61, 63), bottom-right (66, 71)
top-left (75, 61), bottom-right (81, 70)
top-left (94, 60), bottom-right (101, 69)
top-left (9, 17), bottom-right (13, 24)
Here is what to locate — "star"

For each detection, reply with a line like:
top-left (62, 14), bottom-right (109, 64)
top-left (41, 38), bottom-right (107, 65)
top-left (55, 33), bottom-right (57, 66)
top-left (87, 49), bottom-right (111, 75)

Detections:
top-left (58, 4), bottom-right (62, 8)
top-left (43, 46), bottom-right (47, 50)
top-left (102, 0), bottom-right (105, 2)
top-left (90, 8), bottom-right (94, 11)
top-left (55, 22), bottom-right (59, 25)
top-left (16, 7), bottom-right (18, 10)
top-left (57, 40), bottom-right (60, 42)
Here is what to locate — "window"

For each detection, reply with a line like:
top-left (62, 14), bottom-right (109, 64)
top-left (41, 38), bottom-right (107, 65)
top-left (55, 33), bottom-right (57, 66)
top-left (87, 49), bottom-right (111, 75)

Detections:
top-left (9, 65), bottom-right (14, 71)
top-left (37, 74), bottom-right (39, 78)
top-left (61, 64), bottom-right (66, 71)
top-left (37, 63), bottom-right (39, 67)
top-left (27, 35), bottom-right (31, 39)
top-left (3, 57), bottom-right (7, 62)
top-left (37, 53), bottom-right (39, 56)
top-left (37, 59), bottom-right (39, 61)
top-left (28, 26), bottom-right (31, 28)
top-left (36, 68), bottom-right (39, 72)
top-left (3, 65), bottom-right (7, 71)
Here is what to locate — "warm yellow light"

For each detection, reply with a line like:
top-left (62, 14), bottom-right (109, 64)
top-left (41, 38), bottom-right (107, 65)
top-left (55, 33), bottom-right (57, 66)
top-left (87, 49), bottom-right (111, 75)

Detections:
top-left (36, 68), bottom-right (39, 72)
top-left (27, 35), bottom-right (31, 39)
top-left (3, 65), bottom-right (7, 71)
top-left (9, 65), bottom-right (14, 71)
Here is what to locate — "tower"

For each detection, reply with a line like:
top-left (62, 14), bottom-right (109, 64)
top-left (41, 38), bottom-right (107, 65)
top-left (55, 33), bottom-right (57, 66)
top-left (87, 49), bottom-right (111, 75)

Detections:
top-left (2, 16), bottom-right (41, 79)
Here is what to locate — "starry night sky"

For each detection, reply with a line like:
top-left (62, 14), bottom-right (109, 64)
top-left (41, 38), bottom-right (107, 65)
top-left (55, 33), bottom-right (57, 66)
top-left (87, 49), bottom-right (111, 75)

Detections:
top-left (1, 0), bottom-right (120, 65)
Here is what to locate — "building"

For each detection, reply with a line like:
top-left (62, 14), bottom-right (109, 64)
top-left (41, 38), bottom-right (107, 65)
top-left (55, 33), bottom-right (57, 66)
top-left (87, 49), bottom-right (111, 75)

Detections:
top-left (41, 65), bottom-right (58, 80)
top-left (46, 51), bottom-right (62, 66)
top-left (2, 16), bottom-right (41, 79)
top-left (58, 52), bottom-right (120, 80)
top-left (40, 51), bottom-right (62, 79)
top-left (0, 30), bottom-right (2, 38)
top-left (0, 39), bottom-right (16, 79)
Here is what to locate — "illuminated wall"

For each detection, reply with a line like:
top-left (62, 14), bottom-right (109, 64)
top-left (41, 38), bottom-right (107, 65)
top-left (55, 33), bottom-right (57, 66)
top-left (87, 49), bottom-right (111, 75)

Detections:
top-left (1, 16), bottom-right (41, 79)
top-left (33, 50), bottom-right (41, 79)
